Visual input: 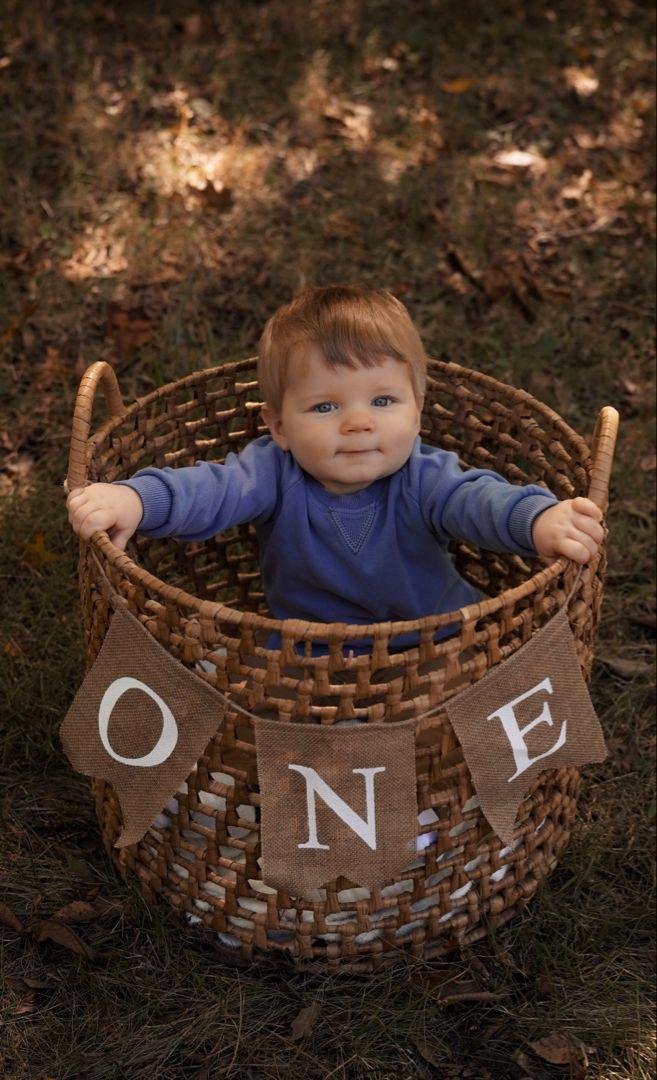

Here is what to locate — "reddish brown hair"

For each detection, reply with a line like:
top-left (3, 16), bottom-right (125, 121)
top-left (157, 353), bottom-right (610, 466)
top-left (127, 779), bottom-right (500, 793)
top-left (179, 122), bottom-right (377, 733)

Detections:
top-left (257, 284), bottom-right (427, 413)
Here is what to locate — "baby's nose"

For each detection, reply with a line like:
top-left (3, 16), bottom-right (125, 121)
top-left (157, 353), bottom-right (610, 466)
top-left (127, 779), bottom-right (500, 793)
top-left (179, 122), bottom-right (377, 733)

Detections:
top-left (342, 407), bottom-right (374, 432)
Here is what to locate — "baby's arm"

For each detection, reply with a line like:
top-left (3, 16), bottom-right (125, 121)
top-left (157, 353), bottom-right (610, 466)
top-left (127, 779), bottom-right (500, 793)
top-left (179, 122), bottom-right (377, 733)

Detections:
top-left (67, 484), bottom-right (144, 550)
top-left (532, 496), bottom-right (604, 565)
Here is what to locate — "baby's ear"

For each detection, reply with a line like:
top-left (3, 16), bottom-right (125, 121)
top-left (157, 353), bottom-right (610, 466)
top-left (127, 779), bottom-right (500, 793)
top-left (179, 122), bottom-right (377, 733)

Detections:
top-left (261, 405), bottom-right (289, 451)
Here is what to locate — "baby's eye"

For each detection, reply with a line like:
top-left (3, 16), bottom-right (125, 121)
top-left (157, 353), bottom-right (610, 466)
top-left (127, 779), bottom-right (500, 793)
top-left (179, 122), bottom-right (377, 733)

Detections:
top-left (372, 395), bottom-right (394, 407)
top-left (312, 401), bottom-right (337, 413)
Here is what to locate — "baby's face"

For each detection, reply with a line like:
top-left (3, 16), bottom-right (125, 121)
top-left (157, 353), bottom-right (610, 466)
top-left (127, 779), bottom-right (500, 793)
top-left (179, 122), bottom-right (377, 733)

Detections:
top-left (264, 344), bottom-right (422, 495)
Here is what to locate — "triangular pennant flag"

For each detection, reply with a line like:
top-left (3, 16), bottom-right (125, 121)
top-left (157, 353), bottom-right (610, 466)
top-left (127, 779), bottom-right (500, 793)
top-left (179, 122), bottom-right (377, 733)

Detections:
top-left (60, 604), bottom-right (225, 848)
top-left (254, 715), bottom-right (418, 895)
top-left (445, 606), bottom-right (608, 844)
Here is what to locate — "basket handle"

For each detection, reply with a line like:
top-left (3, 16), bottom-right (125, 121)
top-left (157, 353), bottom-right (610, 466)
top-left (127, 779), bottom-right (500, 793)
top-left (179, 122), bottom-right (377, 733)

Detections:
top-left (587, 405), bottom-right (619, 513)
top-left (66, 362), bottom-right (127, 492)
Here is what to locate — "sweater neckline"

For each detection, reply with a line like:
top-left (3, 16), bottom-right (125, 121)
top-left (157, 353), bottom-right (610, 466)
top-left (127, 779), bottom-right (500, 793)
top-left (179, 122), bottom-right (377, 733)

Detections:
top-left (305, 474), bottom-right (388, 509)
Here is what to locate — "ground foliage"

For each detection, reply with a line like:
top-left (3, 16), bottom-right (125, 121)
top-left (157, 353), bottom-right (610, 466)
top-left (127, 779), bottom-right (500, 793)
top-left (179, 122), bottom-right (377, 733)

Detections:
top-left (0, 1), bottom-right (655, 1078)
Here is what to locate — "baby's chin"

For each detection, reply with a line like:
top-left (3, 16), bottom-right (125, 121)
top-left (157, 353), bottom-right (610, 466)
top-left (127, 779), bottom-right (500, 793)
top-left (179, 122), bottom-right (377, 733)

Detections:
top-left (321, 464), bottom-right (403, 495)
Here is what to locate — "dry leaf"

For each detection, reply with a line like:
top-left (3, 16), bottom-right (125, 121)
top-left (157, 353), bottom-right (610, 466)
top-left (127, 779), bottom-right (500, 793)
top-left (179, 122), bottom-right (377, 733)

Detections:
top-left (598, 656), bottom-right (654, 679)
top-left (437, 980), bottom-right (504, 1004)
top-left (564, 66), bottom-right (599, 97)
top-left (639, 454), bottom-right (656, 472)
top-left (290, 1001), bottom-right (321, 1041)
top-left (20, 531), bottom-right (61, 569)
top-left (440, 77), bottom-right (473, 94)
top-left (0, 901), bottom-right (24, 933)
top-left (574, 44), bottom-right (593, 62)
top-left (23, 975), bottom-right (58, 990)
top-left (51, 900), bottom-right (101, 924)
top-left (108, 303), bottom-right (158, 361)
top-left (91, 895), bottom-right (126, 918)
top-left (3, 640), bottom-right (23, 659)
top-left (31, 918), bottom-right (96, 959)
top-left (15, 991), bottom-right (37, 1015)
top-left (183, 13), bottom-right (202, 38)
top-left (413, 1036), bottom-right (445, 1068)
top-left (529, 1031), bottom-right (592, 1067)
top-left (34, 346), bottom-right (68, 391)
top-left (629, 609), bottom-right (656, 630)
top-left (492, 148), bottom-right (548, 176)
top-left (3, 452), bottom-right (35, 481)
top-left (192, 181), bottom-right (234, 211)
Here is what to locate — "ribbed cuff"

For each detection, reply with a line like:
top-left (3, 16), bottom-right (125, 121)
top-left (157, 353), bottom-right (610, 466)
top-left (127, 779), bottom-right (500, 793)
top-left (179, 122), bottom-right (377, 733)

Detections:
top-left (115, 476), bottom-right (172, 533)
top-left (508, 494), bottom-right (557, 553)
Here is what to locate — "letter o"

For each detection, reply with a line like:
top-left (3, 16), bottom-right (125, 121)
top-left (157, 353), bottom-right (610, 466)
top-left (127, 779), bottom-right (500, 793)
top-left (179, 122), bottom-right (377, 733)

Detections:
top-left (98, 677), bottom-right (178, 767)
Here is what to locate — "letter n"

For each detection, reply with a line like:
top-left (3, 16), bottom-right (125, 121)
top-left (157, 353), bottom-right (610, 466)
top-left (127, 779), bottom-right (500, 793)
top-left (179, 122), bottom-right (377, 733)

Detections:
top-left (289, 765), bottom-right (385, 851)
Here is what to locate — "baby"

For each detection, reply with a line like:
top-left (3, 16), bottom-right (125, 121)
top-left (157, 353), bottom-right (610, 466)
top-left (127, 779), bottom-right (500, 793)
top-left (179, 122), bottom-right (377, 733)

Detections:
top-left (67, 285), bottom-right (603, 649)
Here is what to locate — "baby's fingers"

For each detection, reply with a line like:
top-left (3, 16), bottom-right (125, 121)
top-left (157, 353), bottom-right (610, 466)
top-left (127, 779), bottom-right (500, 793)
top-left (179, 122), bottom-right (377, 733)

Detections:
top-left (69, 503), bottom-right (113, 541)
top-left (576, 513), bottom-right (605, 546)
top-left (560, 535), bottom-right (597, 565)
top-left (572, 496), bottom-right (603, 521)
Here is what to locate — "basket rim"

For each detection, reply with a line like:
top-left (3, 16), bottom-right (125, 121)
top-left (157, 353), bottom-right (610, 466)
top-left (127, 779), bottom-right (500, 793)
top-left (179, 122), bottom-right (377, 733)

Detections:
top-left (85, 356), bottom-right (589, 643)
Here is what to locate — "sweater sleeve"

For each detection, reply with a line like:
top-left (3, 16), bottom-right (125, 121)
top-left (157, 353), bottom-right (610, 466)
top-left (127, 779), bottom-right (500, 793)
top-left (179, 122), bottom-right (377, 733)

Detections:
top-left (115, 435), bottom-right (282, 541)
top-left (417, 446), bottom-right (558, 556)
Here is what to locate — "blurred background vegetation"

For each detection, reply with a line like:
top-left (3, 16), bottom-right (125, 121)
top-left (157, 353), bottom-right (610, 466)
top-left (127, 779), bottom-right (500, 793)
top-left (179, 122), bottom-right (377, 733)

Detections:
top-left (1, 2), bottom-right (655, 1078)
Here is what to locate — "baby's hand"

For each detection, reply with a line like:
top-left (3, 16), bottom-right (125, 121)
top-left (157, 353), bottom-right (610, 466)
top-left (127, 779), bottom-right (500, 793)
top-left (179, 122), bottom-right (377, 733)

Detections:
top-left (532, 496), bottom-right (604, 565)
top-left (67, 483), bottom-right (143, 550)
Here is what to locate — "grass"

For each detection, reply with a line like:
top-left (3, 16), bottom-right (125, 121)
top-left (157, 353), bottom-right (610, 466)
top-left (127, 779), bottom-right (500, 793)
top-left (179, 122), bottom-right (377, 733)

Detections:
top-left (1, 1), bottom-right (655, 1077)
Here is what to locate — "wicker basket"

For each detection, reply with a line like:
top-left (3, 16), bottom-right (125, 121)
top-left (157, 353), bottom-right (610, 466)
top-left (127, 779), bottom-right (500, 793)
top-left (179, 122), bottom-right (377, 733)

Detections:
top-left (66, 357), bottom-right (618, 970)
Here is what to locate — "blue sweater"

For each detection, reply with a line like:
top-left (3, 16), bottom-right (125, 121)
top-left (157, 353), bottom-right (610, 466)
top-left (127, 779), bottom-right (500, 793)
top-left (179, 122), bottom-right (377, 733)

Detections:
top-left (119, 436), bottom-right (556, 649)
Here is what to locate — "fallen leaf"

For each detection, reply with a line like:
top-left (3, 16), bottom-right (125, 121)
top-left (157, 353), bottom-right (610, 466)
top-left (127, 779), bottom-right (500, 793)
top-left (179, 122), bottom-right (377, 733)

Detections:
top-left (629, 609), bottom-right (656, 630)
top-left (290, 1001), bottom-right (321, 1041)
top-left (598, 656), bottom-right (654, 679)
top-left (561, 168), bottom-right (593, 203)
top-left (0, 901), bottom-right (24, 933)
top-left (20, 531), bottom-right (62, 569)
top-left (22, 975), bottom-right (58, 989)
top-left (2, 452), bottom-right (35, 481)
top-left (492, 148), bottom-right (548, 176)
top-left (529, 1031), bottom-right (592, 1067)
top-left (413, 1036), bottom-right (445, 1068)
top-left (440, 77), bottom-right (473, 94)
top-left (183, 13), bottom-right (202, 38)
top-left (640, 454), bottom-right (656, 472)
top-left (193, 181), bottom-right (234, 211)
top-left (445, 245), bottom-right (482, 287)
top-left (91, 895), bottom-right (126, 918)
top-left (7, 974), bottom-right (58, 1017)
top-left (564, 66), bottom-right (599, 97)
top-left (107, 303), bottom-right (158, 362)
top-left (438, 981), bottom-right (505, 1004)
top-left (15, 991), bottom-right (37, 1015)
top-left (412, 965), bottom-right (505, 1004)
top-left (574, 44), bottom-right (593, 62)
top-left (481, 250), bottom-right (547, 318)
top-left (3, 640), bottom-right (23, 659)
top-left (512, 1048), bottom-right (538, 1076)
top-left (51, 900), bottom-right (101, 924)
top-left (34, 345), bottom-right (68, 391)
top-left (30, 918), bottom-right (96, 959)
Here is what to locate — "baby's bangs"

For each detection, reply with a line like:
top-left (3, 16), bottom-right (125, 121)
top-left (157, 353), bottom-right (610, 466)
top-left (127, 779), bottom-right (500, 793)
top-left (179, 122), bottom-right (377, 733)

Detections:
top-left (317, 306), bottom-right (407, 369)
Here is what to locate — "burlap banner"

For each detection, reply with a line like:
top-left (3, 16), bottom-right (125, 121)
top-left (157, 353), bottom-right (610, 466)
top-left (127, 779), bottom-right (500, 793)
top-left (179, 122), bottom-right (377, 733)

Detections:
top-left (445, 606), bottom-right (608, 844)
top-left (254, 716), bottom-right (418, 895)
top-left (60, 600), bottom-right (608, 885)
top-left (60, 604), bottom-right (225, 848)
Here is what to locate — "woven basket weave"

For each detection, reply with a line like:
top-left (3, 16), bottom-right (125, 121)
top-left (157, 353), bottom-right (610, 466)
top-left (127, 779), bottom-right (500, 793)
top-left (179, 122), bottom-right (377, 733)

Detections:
top-left (67, 357), bottom-right (618, 970)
